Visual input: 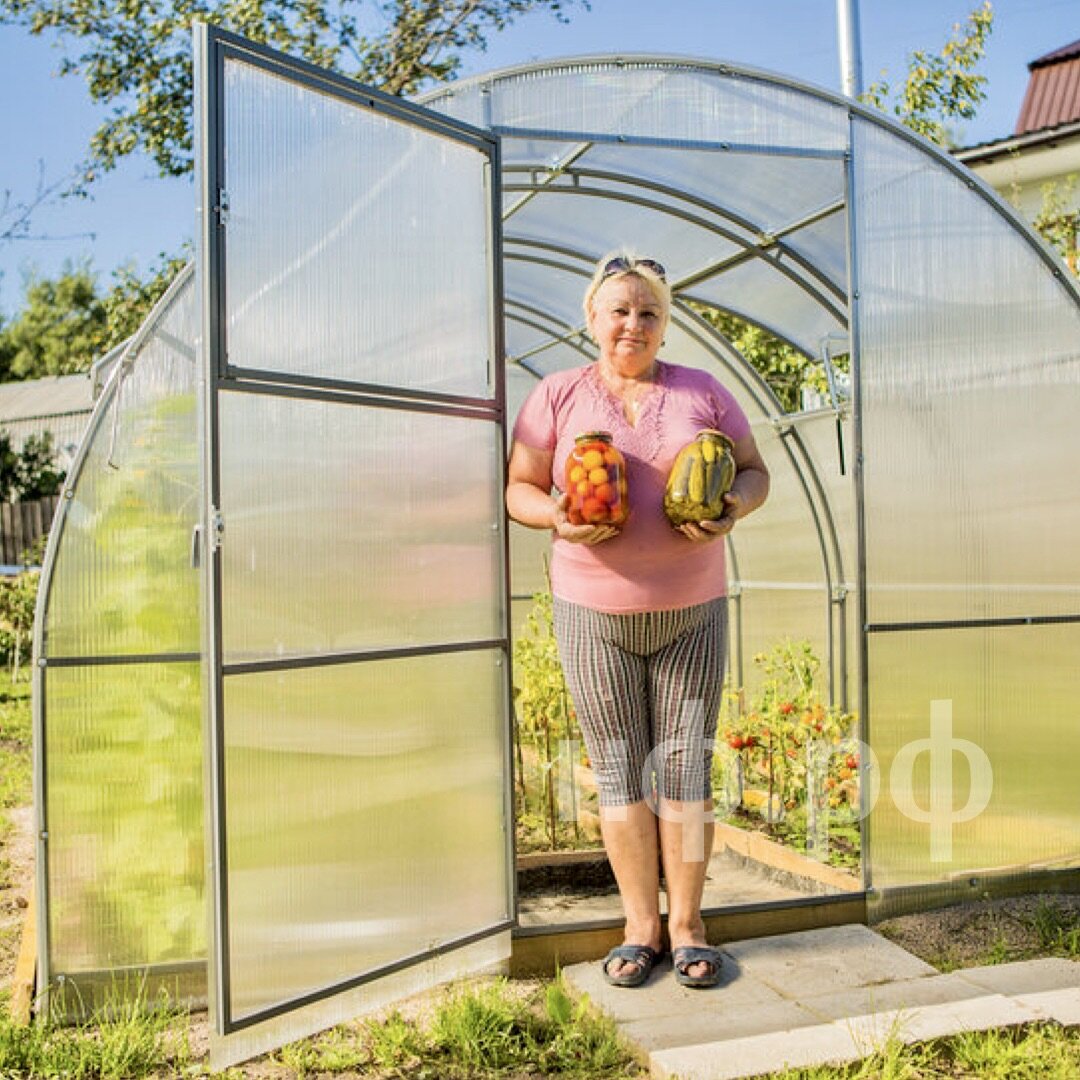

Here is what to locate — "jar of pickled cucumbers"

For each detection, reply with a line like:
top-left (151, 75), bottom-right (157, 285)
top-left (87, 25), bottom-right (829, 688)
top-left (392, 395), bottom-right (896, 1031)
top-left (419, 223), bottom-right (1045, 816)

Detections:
top-left (563, 431), bottom-right (629, 526)
top-left (663, 428), bottom-right (736, 525)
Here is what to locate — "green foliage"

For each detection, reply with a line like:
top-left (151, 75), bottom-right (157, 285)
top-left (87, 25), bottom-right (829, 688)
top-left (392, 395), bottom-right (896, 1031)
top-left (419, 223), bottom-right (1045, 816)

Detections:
top-left (1028, 899), bottom-right (1080, 957)
top-left (861, 1), bottom-right (993, 148)
top-left (0, 431), bottom-right (66, 501)
top-left (1031, 175), bottom-right (1080, 276)
top-left (282, 975), bottom-right (640, 1078)
top-left (0, 253), bottom-right (188, 381)
top-left (0, 570), bottom-right (38, 677)
top-left (716, 640), bottom-right (860, 868)
top-left (0, 265), bottom-right (108, 379)
top-left (0, 0), bottom-right (588, 178)
top-left (0, 992), bottom-right (190, 1079)
top-left (0, 679), bottom-right (32, 814)
top-left (101, 247), bottom-right (190, 346)
top-left (694, 305), bottom-right (841, 414)
top-left (513, 587), bottom-right (593, 851)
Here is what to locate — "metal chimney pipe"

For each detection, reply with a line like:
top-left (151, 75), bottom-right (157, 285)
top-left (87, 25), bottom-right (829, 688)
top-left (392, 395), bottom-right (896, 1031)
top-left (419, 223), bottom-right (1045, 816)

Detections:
top-left (837, 0), bottom-right (864, 98)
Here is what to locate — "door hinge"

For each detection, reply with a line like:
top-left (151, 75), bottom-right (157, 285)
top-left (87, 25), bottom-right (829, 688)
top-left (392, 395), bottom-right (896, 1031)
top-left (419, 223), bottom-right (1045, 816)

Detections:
top-left (209, 509), bottom-right (225, 553)
top-left (214, 188), bottom-right (230, 226)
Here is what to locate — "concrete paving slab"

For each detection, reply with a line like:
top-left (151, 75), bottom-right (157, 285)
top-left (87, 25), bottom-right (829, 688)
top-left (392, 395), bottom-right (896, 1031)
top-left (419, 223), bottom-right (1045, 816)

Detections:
top-left (649, 994), bottom-right (1042, 1080)
top-left (796, 970), bottom-right (988, 1021)
top-left (650, 1021), bottom-right (863, 1080)
top-left (564, 953), bottom-right (785, 1024)
top-left (1012, 987), bottom-right (1080, 1027)
top-left (841, 993), bottom-right (1043, 1046)
top-left (721, 924), bottom-right (937, 996)
top-left (954, 957), bottom-right (1080, 996)
top-left (625, 998), bottom-right (823, 1051)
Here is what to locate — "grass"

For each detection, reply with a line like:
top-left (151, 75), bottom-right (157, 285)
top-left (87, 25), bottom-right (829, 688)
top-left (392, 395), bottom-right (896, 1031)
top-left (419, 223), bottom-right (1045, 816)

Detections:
top-left (772, 1025), bottom-right (1080, 1078)
top-left (276, 975), bottom-right (643, 1079)
top-left (0, 992), bottom-right (193, 1079)
top-left (0, 679), bottom-right (32, 816)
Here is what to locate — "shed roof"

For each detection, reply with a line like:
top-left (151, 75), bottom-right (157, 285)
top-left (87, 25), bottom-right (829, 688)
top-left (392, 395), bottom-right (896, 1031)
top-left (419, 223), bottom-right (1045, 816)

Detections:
top-left (1016, 39), bottom-right (1080, 134)
top-left (0, 373), bottom-right (93, 425)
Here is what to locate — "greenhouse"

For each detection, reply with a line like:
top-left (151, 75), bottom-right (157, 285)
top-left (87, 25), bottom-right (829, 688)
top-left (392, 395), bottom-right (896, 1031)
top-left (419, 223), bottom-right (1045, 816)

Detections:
top-left (32, 23), bottom-right (1080, 1068)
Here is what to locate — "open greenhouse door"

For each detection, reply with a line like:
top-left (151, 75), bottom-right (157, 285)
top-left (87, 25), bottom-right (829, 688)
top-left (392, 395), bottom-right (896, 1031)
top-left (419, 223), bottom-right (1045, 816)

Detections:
top-left (195, 26), bottom-right (513, 1068)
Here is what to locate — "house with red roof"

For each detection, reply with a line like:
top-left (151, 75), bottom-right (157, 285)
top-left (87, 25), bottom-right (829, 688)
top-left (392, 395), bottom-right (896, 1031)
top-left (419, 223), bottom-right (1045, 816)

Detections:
top-left (956, 38), bottom-right (1080, 268)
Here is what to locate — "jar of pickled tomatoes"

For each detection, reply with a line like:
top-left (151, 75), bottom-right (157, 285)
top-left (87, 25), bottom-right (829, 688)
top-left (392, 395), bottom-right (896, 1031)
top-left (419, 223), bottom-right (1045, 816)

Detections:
top-left (563, 431), bottom-right (629, 526)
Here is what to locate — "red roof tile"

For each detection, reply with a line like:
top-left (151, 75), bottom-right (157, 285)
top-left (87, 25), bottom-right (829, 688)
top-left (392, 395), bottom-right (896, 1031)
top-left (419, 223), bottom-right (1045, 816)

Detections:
top-left (1030, 38), bottom-right (1080, 68)
top-left (1016, 52), bottom-right (1080, 134)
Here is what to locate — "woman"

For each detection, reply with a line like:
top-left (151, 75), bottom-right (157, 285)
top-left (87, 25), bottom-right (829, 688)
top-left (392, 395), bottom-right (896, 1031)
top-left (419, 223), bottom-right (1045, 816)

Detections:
top-left (506, 252), bottom-right (770, 988)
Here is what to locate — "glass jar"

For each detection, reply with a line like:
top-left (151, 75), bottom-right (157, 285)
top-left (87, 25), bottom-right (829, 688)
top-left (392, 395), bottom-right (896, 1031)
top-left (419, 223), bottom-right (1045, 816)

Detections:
top-left (663, 428), bottom-right (736, 525)
top-left (563, 431), bottom-right (629, 527)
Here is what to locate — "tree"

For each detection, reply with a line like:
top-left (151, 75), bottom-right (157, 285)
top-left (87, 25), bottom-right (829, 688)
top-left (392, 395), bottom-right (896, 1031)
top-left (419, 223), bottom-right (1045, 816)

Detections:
top-left (0, 250), bottom-right (188, 381)
top-left (861, 1), bottom-right (993, 148)
top-left (1030, 175), bottom-right (1079, 275)
top-left (0, 0), bottom-right (588, 179)
top-left (101, 248), bottom-right (191, 345)
top-left (0, 430), bottom-right (65, 502)
top-left (0, 265), bottom-right (108, 380)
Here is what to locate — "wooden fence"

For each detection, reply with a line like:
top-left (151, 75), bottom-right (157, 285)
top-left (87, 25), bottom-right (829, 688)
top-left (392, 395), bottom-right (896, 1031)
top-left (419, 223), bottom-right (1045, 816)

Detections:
top-left (0, 495), bottom-right (61, 566)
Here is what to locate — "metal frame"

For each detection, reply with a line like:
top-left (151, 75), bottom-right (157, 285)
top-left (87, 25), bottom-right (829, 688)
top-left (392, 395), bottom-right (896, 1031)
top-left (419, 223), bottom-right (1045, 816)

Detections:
top-left (195, 23), bottom-right (514, 1043)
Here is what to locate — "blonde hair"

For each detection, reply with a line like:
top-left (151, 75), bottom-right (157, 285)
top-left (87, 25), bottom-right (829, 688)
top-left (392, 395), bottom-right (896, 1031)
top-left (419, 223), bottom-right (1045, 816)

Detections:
top-left (583, 250), bottom-right (672, 335)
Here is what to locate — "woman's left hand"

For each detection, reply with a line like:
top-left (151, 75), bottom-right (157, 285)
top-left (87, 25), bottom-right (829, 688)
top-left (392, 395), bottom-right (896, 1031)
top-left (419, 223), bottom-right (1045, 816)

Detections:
top-left (677, 490), bottom-right (744, 542)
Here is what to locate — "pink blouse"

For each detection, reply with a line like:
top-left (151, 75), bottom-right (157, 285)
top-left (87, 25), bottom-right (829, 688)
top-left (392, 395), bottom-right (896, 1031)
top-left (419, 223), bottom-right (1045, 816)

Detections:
top-left (512, 360), bottom-right (752, 614)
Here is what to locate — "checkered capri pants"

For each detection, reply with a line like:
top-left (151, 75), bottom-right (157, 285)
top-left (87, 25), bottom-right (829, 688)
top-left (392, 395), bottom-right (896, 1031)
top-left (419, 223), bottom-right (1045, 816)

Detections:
top-left (552, 596), bottom-right (728, 806)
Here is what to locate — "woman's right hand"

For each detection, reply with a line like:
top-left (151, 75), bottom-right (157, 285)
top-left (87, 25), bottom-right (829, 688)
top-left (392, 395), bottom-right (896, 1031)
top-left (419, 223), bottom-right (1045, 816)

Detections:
top-left (553, 492), bottom-right (620, 545)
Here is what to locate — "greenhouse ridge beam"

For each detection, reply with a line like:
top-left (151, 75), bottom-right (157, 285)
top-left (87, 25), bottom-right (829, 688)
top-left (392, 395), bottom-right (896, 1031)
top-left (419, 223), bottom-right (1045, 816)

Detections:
top-left (500, 184), bottom-right (848, 324)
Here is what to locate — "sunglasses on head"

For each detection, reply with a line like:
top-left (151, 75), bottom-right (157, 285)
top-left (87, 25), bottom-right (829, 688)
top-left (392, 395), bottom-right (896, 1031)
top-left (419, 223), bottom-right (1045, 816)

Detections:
top-left (600, 256), bottom-right (667, 282)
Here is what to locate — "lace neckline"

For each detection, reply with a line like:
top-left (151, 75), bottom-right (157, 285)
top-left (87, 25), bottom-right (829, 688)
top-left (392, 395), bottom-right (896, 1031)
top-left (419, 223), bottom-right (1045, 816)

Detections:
top-left (583, 359), bottom-right (669, 463)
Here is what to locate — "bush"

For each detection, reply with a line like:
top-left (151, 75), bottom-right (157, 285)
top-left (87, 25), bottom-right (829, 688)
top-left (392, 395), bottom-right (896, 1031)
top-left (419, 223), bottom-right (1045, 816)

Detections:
top-left (0, 570), bottom-right (39, 676)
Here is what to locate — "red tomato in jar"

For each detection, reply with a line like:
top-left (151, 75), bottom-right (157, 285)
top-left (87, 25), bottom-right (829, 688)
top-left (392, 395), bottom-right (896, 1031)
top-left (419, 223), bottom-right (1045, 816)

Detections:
top-left (582, 498), bottom-right (608, 523)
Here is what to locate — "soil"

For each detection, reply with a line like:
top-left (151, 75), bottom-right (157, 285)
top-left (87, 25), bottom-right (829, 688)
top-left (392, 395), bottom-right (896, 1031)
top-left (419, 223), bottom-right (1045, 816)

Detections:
top-left (875, 891), bottom-right (1080, 971)
top-left (0, 804), bottom-right (34, 993)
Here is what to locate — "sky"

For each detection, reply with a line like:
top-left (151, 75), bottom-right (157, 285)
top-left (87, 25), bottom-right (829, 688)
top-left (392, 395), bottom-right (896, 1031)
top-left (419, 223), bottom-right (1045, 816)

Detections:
top-left (0, 0), bottom-right (1075, 315)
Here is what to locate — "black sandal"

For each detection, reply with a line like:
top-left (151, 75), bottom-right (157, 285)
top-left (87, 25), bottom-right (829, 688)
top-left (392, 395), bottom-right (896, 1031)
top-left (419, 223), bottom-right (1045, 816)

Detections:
top-left (672, 945), bottom-right (722, 988)
top-left (601, 944), bottom-right (661, 987)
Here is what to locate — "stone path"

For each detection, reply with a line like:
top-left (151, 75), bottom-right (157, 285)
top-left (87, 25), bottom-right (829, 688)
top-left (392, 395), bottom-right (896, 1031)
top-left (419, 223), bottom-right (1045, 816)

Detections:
top-left (563, 924), bottom-right (1080, 1079)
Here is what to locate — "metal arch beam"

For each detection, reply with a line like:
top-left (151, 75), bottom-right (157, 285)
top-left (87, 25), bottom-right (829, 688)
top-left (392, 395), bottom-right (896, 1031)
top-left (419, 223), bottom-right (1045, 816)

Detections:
top-left (503, 243), bottom-right (825, 366)
top-left (511, 164), bottom-right (848, 305)
top-left (502, 142), bottom-right (594, 222)
top-left (500, 183), bottom-right (849, 327)
top-left (417, 51), bottom-right (1080, 318)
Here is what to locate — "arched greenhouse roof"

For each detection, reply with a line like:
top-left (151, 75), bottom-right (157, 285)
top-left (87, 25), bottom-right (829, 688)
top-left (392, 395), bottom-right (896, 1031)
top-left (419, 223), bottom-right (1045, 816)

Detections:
top-left (32, 36), bottom-right (1080, 1066)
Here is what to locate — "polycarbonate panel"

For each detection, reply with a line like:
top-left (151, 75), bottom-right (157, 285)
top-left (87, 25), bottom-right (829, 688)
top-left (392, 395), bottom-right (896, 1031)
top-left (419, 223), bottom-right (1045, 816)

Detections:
top-left (782, 210), bottom-right (850, 291)
top-left (579, 144), bottom-right (846, 238)
top-left (218, 393), bottom-right (502, 661)
top-left (505, 188), bottom-right (743, 278)
top-left (44, 273), bottom-right (199, 658)
top-left (222, 650), bottom-right (509, 1021)
top-left (427, 62), bottom-right (849, 152)
top-left (688, 253), bottom-right (846, 357)
top-left (45, 662), bottom-right (203, 974)
top-left (866, 623), bottom-right (1080, 889)
top-left (224, 58), bottom-right (493, 396)
top-left (504, 252), bottom-right (592, 329)
top-left (853, 118), bottom-right (1080, 623)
